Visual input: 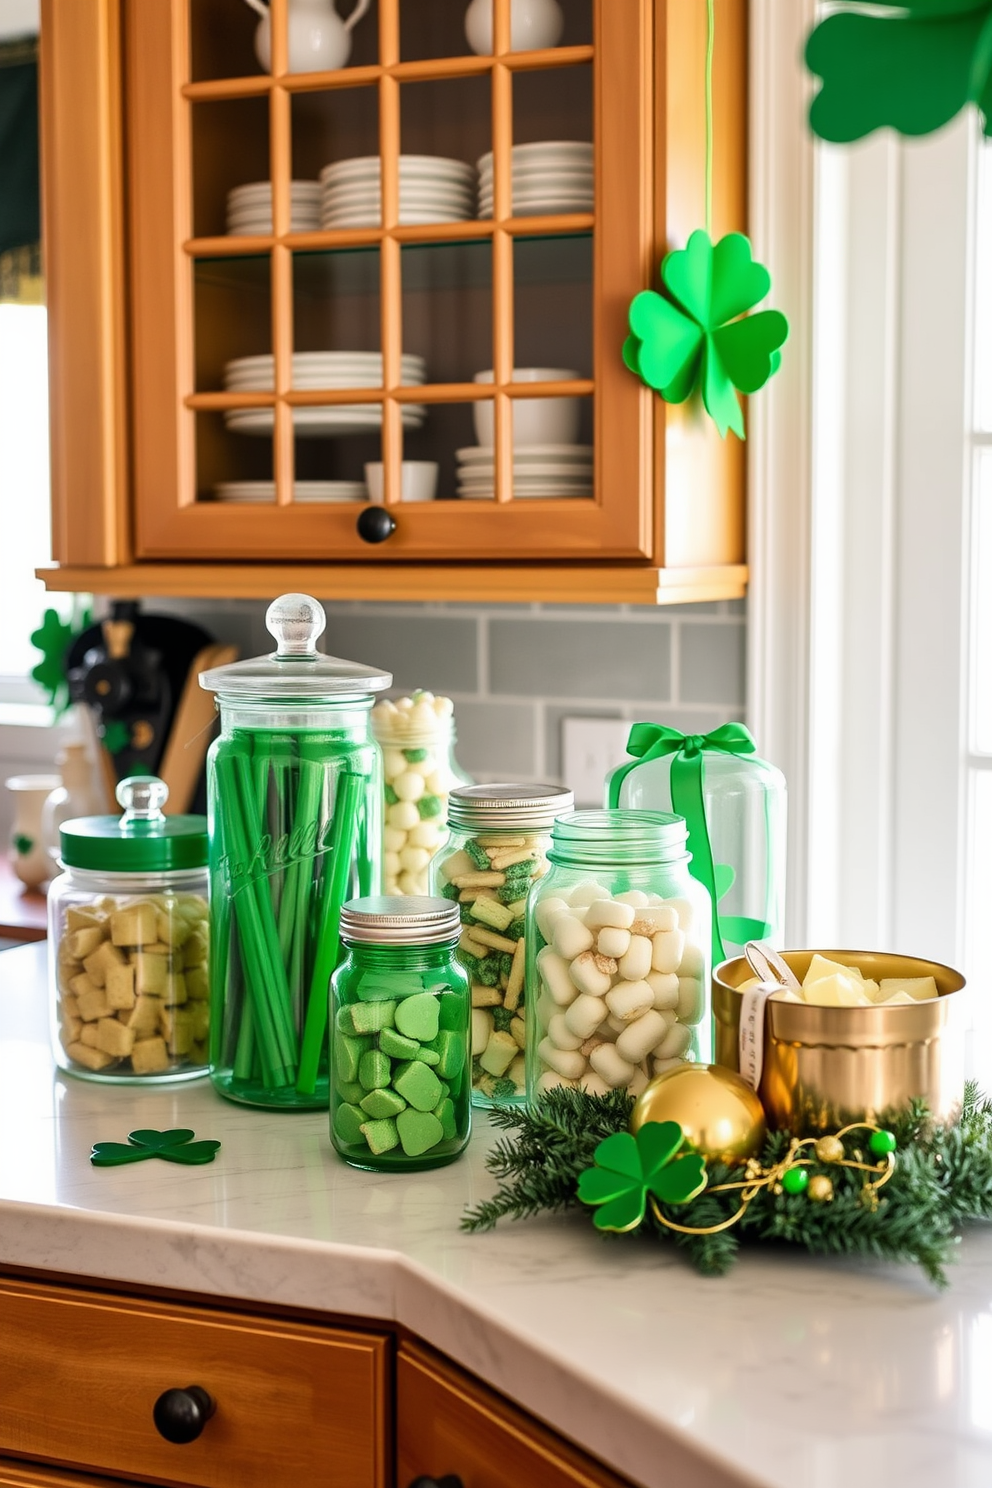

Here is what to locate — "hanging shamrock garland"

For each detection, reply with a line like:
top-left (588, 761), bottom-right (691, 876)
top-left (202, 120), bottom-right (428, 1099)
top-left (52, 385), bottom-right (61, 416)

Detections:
top-left (624, 0), bottom-right (788, 439)
top-left (806, 1), bottom-right (992, 144)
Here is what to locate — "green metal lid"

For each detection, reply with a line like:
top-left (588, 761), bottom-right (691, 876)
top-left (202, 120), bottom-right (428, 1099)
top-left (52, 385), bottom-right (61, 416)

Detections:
top-left (60, 777), bottom-right (208, 873)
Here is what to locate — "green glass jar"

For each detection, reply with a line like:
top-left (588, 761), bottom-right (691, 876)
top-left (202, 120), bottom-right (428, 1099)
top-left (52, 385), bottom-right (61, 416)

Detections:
top-left (330, 896), bottom-right (471, 1171)
top-left (200, 594), bottom-right (390, 1111)
top-left (526, 810), bottom-right (712, 1100)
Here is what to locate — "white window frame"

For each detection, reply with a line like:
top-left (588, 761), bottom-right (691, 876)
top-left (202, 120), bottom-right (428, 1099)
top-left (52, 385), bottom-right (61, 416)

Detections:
top-left (748, 1), bottom-right (976, 976)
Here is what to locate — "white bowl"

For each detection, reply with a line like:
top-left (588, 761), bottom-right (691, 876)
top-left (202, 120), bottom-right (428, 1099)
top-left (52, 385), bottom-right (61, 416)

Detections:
top-left (364, 461), bottom-right (439, 503)
top-left (472, 368), bottom-right (581, 447)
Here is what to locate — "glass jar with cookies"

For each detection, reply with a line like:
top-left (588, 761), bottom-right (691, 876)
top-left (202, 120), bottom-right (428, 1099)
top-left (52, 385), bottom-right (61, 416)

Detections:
top-left (47, 776), bottom-right (210, 1083)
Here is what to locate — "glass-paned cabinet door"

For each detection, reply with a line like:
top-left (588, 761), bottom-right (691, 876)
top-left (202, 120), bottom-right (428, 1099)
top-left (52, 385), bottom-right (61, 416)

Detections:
top-left (128, 0), bottom-right (654, 563)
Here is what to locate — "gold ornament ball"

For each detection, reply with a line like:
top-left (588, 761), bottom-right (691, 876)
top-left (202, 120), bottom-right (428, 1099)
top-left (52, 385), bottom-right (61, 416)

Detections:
top-left (814, 1135), bottom-right (845, 1165)
top-left (631, 1063), bottom-right (766, 1165)
top-left (808, 1174), bottom-right (835, 1203)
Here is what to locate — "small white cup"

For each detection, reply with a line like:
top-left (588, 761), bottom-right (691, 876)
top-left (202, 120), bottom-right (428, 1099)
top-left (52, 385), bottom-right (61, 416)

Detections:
top-left (365, 461), bottom-right (439, 503)
top-left (472, 367), bottom-right (580, 447)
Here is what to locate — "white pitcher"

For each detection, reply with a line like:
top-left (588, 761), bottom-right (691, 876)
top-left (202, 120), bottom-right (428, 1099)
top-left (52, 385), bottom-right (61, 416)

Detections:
top-left (464, 0), bottom-right (564, 54)
top-left (6, 774), bottom-right (62, 889)
top-left (245, 0), bottom-right (371, 74)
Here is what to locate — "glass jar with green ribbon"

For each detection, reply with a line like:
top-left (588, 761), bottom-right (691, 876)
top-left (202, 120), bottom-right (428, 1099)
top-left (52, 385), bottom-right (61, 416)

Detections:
top-left (606, 723), bottom-right (786, 966)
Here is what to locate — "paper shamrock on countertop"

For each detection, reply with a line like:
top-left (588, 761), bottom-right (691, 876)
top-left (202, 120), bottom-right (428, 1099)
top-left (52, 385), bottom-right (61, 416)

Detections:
top-left (806, 1), bottom-right (992, 142)
top-left (576, 1121), bottom-right (707, 1233)
top-left (90, 1129), bottom-right (221, 1167)
top-left (624, 231), bottom-right (788, 440)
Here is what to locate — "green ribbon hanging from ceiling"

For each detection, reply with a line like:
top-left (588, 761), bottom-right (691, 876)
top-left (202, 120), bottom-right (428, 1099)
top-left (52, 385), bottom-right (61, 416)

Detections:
top-left (607, 721), bottom-right (758, 965)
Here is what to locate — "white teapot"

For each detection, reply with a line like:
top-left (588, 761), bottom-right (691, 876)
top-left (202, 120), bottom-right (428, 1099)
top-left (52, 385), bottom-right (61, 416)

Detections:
top-left (245, 0), bottom-right (371, 74)
top-left (464, 0), bottom-right (564, 54)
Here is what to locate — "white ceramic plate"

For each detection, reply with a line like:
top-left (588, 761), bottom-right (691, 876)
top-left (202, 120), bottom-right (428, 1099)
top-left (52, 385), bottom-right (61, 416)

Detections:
top-left (224, 407), bottom-right (426, 436)
top-left (456, 443), bottom-right (592, 463)
top-left (457, 465), bottom-right (593, 483)
top-left (213, 482), bottom-right (368, 503)
top-left (229, 180), bottom-right (320, 196)
top-left (479, 163), bottom-right (593, 183)
top-left (457, 488), bottom-right (593, 500)
top-left (321, 189), bottom-right (474, 210)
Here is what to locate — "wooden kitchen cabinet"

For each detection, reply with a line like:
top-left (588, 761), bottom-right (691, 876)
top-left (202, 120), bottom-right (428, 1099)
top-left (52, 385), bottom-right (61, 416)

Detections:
top-left (0, 1275), bottom-right (633, 1488)
top-left (37, 0), bottom-right (747, 605)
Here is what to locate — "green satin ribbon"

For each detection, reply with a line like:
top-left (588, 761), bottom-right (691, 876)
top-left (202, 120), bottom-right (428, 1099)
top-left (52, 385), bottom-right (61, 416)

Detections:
top-left (607, 722), bottom-right (758, 965)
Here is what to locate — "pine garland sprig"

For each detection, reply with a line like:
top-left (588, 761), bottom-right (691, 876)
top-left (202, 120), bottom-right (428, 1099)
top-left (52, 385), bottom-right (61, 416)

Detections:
top-left (462, 1084), bottom-right (992, 1286)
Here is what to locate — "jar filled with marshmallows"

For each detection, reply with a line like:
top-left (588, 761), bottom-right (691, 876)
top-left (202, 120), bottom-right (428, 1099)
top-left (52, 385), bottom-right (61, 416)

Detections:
top-left (371, 691), bottom-right (471, 897)
top-left (526, 810), bottom-right (711, 1099)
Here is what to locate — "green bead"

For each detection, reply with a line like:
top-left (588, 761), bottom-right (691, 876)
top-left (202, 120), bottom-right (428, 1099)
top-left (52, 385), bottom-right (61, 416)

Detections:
top-left (869, 1129), bottom-right (897, 1155)
top-left (782, 1166), bottom-right (809, 1195)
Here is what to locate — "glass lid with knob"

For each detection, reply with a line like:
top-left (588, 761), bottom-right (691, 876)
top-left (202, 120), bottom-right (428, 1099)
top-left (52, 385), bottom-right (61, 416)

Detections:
top-left (59, 776), bottom-right (208, 873)
top-left (198, 592), bottom-right (392, 702)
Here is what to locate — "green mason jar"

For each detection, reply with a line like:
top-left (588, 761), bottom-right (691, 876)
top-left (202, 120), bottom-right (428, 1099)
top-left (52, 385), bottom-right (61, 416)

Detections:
top-left (526, 810), bottom-right (713, 1100)
top-left (330, 896), bottom-right (471, 1171)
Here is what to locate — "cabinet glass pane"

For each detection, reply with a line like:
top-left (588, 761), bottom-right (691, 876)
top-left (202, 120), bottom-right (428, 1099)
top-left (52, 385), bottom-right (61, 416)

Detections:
top-left (293, 248), bottom-right (381, 356)
top-left (403, 401), bottom-right (478, 501)
top-left (402, 240), bottom-right (492, 385)
top-left (399, 0), bottom-right (592, 60)
top-left (193, 254), bottom-right (272, 393)
top-left (294, 425), bottom-right (384, 495)
top-left (400, 75), bottom-right (491, 216)
top-left (512, 61), bottom-right (592, 151)
top-left (191, 97), bottom-right (270, 240)
top-left (513, 234), bottom-right (591, 376)
top-left (291, 86), bottom-right (380, 218)
top-left (195, 410), bottom-right (273, 502)
top-left (190, 0), bottom-right (264, 83)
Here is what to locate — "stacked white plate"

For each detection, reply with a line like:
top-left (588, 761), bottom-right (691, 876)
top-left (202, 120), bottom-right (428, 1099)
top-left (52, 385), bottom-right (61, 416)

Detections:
top-left (320, 155), bottom-right (475, 228)
top-left (455, 444), bottom-right (593, 499)
top-left (212, 481), bottom-right (368, 503)
top-left (222, 351), bottom-right (427, 438)
top-left (226, 181), bottom-right (321, 235)
top-left (478, 141), bottom-right (594, 217)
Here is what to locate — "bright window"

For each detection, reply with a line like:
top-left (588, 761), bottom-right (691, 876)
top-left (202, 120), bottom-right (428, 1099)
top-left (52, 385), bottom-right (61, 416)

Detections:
top-left (0, 301), bottom-right (53, 703)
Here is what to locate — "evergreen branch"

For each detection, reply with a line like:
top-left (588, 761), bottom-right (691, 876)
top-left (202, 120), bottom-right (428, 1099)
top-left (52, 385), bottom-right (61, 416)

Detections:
top-left (462, 1087), bottom-right (992, 1286)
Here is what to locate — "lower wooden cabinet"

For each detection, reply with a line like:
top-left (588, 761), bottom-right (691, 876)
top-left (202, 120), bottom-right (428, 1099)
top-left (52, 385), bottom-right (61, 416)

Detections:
top-left (0, 1276), bottom-right (632, 1488)
top-left (0, 1279), bottom-right (389, 1488)
top-left (396, 1341), bottom-right (629, 1488)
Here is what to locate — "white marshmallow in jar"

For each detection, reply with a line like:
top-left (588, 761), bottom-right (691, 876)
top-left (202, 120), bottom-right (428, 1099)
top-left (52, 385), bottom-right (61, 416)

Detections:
top-left (525, 810), bottom-right (712, 1100)
top-left (430, 783), bottom-right (574, 1105)
top-left (371, 691), bottom-right (471, 897)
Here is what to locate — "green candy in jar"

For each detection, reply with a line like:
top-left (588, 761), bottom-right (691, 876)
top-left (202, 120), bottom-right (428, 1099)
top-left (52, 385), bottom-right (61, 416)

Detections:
top-left (430, 784), bottom-right (573, 1106)
top-left (330, 897), bottom-right (471, 1171)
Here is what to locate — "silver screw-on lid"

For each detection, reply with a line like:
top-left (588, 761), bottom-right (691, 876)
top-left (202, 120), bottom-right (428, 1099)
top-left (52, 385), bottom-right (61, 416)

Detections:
top-left (339, 895), bottom-right (461, 946)
top-left (446, 783), bottom-right (574, 833)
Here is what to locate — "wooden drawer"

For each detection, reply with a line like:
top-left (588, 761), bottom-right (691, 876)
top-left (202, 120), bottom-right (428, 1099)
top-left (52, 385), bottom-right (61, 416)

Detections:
top-left (0, 1459), bottom-right (137, 1488)
top-left (396, 1342), bottom-right (631, 1488)
top-left (0, 1279), bottom-right (388, 1488)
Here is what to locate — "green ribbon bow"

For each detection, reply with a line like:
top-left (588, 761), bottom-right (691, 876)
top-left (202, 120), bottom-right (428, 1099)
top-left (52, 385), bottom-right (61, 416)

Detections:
top-left (607, 722), bottom-right (758, 965)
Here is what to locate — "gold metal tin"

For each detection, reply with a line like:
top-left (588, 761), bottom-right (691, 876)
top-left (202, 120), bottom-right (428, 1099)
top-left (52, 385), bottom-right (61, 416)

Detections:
top-left (713, 950), bottom-right (967, 1134)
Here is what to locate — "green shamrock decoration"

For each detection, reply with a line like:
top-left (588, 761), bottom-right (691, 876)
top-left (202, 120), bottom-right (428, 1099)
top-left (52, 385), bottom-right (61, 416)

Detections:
top-left (624, 231), bottom-right (788, 440)
top-left (102, 719), bottom-right (132, 756)
top-left (806, 1), bottom-right (992, 143)
top-left (30, 602), bottom-right (92, 716)
top-left (576, 1121), bottom-right (708, 1233)
top-left (90, 1129), bottom-right (221, 1168)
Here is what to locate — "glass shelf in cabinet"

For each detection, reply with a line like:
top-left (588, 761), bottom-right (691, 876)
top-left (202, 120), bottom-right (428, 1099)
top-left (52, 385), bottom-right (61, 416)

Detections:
top-left (192, 253), bottom-right (272, 394)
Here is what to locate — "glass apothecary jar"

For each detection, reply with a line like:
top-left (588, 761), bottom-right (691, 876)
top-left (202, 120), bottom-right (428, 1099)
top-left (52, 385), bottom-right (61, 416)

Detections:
top-left (330, 896), bottom-right (471, 1171)
top-left (200, 593), bottom-right (390, 1111)
top-left (48, 776), bottom-right (210, 1083)
top-left (430, 783), bottom-right (573, 1106)
top-left (526, 810), bottom-right (712, 1100)
top-left (606, 724), bottom-right (786, 964)
top-left (371, 691), bottom-right (472, 897)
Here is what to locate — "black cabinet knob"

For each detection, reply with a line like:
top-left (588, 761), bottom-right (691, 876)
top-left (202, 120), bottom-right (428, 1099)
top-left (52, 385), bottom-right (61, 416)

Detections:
top-left (152, 1386), bottom-right (216, 1444)
top-left (406, 1478), bottom-right (464, 1488)
top-left (357, 505), bottom-right (397, 544)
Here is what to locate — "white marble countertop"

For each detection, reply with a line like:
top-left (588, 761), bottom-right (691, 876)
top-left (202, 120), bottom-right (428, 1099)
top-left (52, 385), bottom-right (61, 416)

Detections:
top-left (3, 942), bottom-right (992, 1488)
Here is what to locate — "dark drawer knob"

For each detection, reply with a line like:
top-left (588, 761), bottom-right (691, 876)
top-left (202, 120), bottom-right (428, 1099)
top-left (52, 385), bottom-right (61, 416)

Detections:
top-left (357, 505), bottom-right (397, 544)
top-left (153, 1385), bottom-right (216, 1444)
top-left (407, 1478), bottom-right (464, 1488)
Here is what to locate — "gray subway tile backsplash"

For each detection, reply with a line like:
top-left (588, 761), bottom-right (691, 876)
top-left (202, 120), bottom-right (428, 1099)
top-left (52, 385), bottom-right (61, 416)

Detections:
top-left (148, 596), bottom-right (746, 785)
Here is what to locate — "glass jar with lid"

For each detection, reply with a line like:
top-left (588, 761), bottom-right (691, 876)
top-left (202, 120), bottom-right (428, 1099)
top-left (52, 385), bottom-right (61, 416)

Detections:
top-left (199, 593), bottom-right (390, 1111)
top-left (526, 810), bottom-right (712, 1100)
top-left (430, 783), bottom-right (573, 1106)
top-left (48, 775), bottom-right (210, 1083)
top-left (330, 896), bottom-right (471, 1171)
top-left (371, 690), bottom-right (472, 897)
